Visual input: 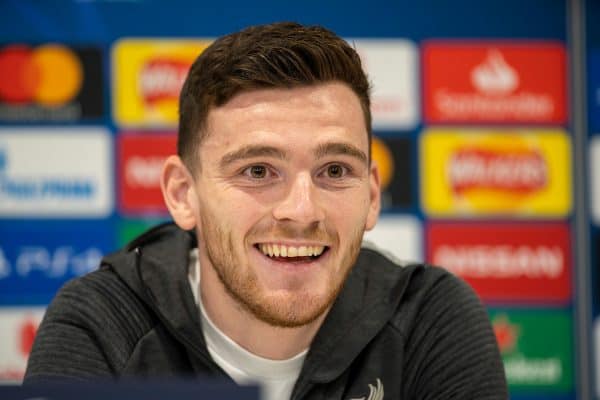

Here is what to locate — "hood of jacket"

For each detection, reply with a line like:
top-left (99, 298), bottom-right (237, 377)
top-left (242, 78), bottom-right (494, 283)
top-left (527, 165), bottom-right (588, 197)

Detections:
top-left (100, 222), bottom-right (419, 387)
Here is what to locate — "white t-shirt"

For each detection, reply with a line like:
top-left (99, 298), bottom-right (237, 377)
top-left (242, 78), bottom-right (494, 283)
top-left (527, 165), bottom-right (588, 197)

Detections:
top-left (187, 249), bottom-right (307, 400)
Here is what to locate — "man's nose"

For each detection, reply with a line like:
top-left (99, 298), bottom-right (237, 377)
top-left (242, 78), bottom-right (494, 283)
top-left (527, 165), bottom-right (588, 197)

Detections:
top-left (272, 172), bottom-right (325, 224)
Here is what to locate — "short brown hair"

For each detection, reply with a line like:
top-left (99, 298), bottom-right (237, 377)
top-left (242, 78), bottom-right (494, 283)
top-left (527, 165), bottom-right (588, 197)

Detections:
top-left (178, 22), bottom-right (371, 170)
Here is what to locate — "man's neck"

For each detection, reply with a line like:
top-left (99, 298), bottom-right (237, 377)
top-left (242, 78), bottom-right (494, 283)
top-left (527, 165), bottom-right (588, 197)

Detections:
top-left (199, 259), bottom-right (326, 360)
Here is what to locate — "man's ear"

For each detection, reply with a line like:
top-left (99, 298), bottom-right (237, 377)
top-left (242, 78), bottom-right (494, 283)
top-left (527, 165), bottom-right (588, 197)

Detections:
top-left (365, 161), bottom-right (381, 231)
top-left (161, 155), bottom-right (198, 230)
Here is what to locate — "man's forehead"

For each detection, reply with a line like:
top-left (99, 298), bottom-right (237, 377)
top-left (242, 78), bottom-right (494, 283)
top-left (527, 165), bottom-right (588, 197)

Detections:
top-left (198, 82), bottom-right (369, 165)
top-left (207, 82), bottom-right (363, 122)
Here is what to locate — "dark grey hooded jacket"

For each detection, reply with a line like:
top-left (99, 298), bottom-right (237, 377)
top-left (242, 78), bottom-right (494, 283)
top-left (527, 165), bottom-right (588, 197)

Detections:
top-left (25, 223), bottom-right (508, 399)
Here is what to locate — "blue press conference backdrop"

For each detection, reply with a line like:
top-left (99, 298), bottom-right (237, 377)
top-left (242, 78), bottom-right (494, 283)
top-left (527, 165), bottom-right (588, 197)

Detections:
top-left (0, 0), bottom-right (598, 399)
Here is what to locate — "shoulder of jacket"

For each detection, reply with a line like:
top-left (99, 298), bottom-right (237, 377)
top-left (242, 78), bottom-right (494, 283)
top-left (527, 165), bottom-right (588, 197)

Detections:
top-left (45, 266), bottom-right (159, 349)
top-left (359, 244), bottom-right (469, 296)
top-left (386, 261), bottom-right (485, 333)
top-left (360, 240), bottom-right (416, 269)
top-left (356, 243), bottom-right (430, 287)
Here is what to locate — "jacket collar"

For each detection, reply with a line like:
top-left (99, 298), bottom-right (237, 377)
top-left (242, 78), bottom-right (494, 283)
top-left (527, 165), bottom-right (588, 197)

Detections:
top-left (103, 223), bottom-right (212, 365)
top-left (296, 248), bottom-right (415, 385)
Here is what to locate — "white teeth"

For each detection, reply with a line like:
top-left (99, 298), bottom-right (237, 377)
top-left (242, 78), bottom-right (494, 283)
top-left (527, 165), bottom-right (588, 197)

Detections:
top-left (298, 246), bottom-right (307, 257)
top-left (313, 246), bottom-right (325, 256)
top-left (258, 244), bottom-right (325, 258)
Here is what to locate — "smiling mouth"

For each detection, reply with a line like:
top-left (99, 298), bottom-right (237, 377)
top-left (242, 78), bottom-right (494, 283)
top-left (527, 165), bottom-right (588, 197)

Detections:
top-left (255, 243), bottom-right (329, 262)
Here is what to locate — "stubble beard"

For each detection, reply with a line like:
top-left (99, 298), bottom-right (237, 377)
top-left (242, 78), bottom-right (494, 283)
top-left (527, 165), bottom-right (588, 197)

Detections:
top-left (200, 213), bottom-right (364, 328)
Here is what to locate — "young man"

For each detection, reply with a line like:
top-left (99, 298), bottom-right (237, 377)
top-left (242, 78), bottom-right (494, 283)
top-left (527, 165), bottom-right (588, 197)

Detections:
top-left (25, 22), bottom-right (508, 399)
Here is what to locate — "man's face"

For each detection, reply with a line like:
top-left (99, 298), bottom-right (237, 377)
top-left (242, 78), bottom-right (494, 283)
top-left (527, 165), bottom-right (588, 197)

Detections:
top-left (192, 82), bottom-right (380, 327)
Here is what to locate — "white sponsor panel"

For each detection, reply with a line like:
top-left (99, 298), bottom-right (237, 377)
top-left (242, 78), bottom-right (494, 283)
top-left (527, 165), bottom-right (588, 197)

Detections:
top-left (0, 307), bottom-right (45, 383)
top-left (363, 215), bottom-right (422, 263)
top-left (0, 128), bottom-right (112, 217)
top-left (350, 39), bottom-right (419, 130)
top-left (591, 136), bottom-right (600, 225)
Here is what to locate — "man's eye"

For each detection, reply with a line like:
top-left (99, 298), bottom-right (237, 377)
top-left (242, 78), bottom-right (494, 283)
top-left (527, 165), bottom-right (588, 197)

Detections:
top-left (245, 165), bottom-right (268, 179)
top-left (326, 164), bottom-right (346, 178)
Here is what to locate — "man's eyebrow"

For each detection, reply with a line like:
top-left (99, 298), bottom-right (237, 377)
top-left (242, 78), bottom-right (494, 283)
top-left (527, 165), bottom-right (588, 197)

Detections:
top-left (315, 142), bottom-right (368, 165)
top-left (219, 145), bottom-right (287, 168)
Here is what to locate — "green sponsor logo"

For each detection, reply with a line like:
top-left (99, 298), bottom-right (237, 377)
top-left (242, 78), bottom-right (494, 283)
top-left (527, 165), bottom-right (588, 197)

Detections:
top-left (489, 309), bottom-right (572, 393)
top-left (117, 219), bottom-right (169, 248)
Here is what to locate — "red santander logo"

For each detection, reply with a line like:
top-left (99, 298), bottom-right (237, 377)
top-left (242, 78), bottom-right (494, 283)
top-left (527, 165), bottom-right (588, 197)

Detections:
top-left (423, 42), bottom-right (566, 123)
top-left (427, 223), bottom-right (571, 303)
top-left (118, 133), bottom-right (177, 215)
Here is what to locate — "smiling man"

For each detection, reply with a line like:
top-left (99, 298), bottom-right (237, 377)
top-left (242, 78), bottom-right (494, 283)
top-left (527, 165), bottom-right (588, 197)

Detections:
top-left (25, 22), bottom-right (507, 399)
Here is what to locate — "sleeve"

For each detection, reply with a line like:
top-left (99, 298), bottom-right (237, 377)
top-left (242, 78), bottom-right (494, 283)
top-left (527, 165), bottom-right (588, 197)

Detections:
top-left (402, 269), bottom-right (508, 400)
top-left (23, 270), bottom-right (150, 384)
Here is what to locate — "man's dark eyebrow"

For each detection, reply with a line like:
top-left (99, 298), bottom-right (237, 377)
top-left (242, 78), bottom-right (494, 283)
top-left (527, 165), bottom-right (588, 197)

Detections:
top-left (219, 145), bottom-right (287, 169)
top-left (315, 142), bottom-right (368, 165)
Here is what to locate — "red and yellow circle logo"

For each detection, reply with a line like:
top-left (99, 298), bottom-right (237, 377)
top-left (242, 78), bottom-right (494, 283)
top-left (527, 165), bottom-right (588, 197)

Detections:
top-left (0, 44), bottom-right (83, 107)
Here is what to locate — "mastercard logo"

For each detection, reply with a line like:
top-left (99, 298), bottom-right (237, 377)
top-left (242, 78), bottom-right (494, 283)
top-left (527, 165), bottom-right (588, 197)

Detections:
top-left (0, 44), bottom-right (83, 107)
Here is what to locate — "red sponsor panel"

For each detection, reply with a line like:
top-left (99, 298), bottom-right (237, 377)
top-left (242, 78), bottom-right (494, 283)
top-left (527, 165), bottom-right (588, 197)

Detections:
top-left (0, 308), bottom-right (44, 383)
top-left (423, 42), bottom-right (567, 124)
top-left (118, 133), bottom-right (177, 214)
top-left (426, 223), bottom-right (571, 303)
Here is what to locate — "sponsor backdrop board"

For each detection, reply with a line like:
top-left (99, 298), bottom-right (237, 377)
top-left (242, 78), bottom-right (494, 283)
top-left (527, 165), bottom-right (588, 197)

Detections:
top-left (0, 307), bottom-right (44, 383)
top-left (490, 309), bottom-right (573, 393)
top-left (118, 132), bottom-right (176, 215)
top-left (427, 222), bottom-right (571, 303)
top-left (0, 221), bottom-right (113, 305)
top-left (0, 127), bottom-right (113, 217)
top-left (371, 136), bottom-right (414, 211)
top-left (0, 1), bottom-right (588, 398)
top-left (118, 219), bottom-right (171, 248)
top-left (0, 45), bottom-right (104, 123)
top-left (363, 215), bottom-right (422, 263)
top-left (351, 40), bottom-right (419, 130)
top-left (112, 39), bottom-right (211, 128)
top-left (420, 128), bottom-right (572, 218)
top-left (422, 42), bottom-right (567, 124)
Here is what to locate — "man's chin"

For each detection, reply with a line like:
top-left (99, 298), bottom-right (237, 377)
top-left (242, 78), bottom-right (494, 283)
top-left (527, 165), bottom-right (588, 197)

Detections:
top-left (242, 292), bottom-right (333, 328)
